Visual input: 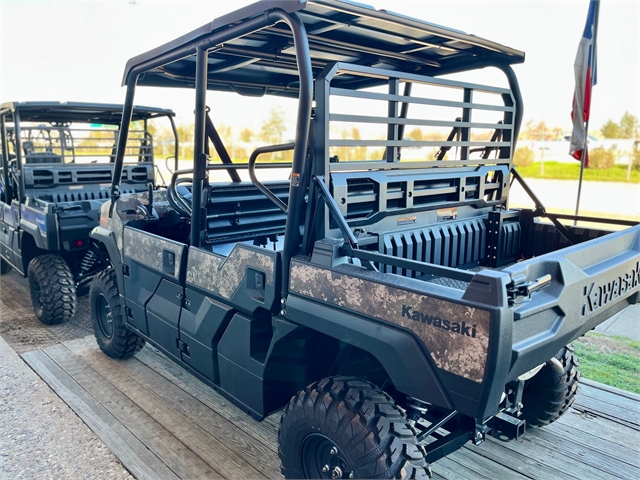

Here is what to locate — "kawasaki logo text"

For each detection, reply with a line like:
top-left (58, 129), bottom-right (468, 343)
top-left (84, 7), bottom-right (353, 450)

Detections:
top-left (402, 305), bottom-right (476, 337)
top-left (581, 261), bottom-right (640, 317)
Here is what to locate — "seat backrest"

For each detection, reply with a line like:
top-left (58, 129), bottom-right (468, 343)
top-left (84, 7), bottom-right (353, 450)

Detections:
top-left (205, 181), bottom-right (289, 245)
top-left (24, 151), bottom-right (63, 164)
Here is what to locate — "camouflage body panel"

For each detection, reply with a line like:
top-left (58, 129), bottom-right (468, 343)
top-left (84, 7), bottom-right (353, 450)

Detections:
top-left (186, 245), bottom-right (275, 299)
top-left (289, 260), bottom-right (490, 383)
top-left (123, 226), bottom-right (185, 280)
top-left (99, 190), bottom-right (172, 256)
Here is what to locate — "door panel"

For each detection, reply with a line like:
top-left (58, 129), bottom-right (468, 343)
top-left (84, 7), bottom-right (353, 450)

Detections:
top-left (179, 288), bottom-right (235, 383)
top-left (122, 226), bottom-right (186, 359)
top-left (147, 279), bottom-right (184, 361)
top-left (180, 244), bottom-right (279, 383)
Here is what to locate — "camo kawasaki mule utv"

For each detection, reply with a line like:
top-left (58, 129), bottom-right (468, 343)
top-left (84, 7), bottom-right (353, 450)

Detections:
top-left (89, 1), bottom-right (639, 478)
top-left (0, 102), bottom-right (178, 324)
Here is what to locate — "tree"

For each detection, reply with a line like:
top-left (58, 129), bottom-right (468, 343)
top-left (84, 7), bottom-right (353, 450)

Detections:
top-left (601, 119), bottom-right (623, 139)
top-left (550, 126), bottom-right (564, 141)
top-left (239, 127), bottom-right (254, 143)
top-left (175, 123), bottom-right (194, 161)
top-left (176, 123), bottom-right (194, 144)
top-left (620, 112), bottom-right (638, 139)
top-left (260, 106), bottom-right (286, 144)
top-left (600, 112), bottom-right (638, 139)
top-left (406, 128), bottom-right (424, 141)
top-left (523, 120), bottom-right (551, 141)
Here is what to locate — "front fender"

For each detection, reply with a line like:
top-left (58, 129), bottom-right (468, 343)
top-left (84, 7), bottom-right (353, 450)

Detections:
top-left (90, 226), bottom-right (124, 292)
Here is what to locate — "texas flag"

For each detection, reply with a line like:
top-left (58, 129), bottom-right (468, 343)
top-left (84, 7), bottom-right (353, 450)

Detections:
top-left (569, 0), bottom-right (599, 167)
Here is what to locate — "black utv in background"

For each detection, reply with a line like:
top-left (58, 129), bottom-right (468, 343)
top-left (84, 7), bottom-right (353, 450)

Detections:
top-left (89, 1), bottom-right (639, 478)
top-left (0, 102), bottom-right (177, 324)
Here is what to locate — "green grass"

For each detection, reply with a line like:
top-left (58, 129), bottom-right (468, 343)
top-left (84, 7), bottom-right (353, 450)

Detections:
top-left (515, 162), bottom-right (640, 183)
top-left (573, 332), bottom-right (640, 394)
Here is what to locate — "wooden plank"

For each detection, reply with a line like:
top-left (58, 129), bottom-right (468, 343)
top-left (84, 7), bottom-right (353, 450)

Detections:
top-left (431, 456), bottom-right (490, 480)
top-left (99, 345), bottom-right (283, 478)
top-left (577, 383), bottom-right (640, 416)
top-left (62, 338), bottom-right (265, 480)
top-left (581, 378), bottom-right (640, 402)
top-left (463, 437), bottom-right (581, 480)
top-left (41, 335), bottom-right (639, 480)
top-left (474, 430), bottom-right (619, 480)
top-left (546, 421), bottom-right (640, 468)
top-left (447, 447), bottom-right (530, 480)
top-left (526, 425), bottom-right (640, 479)
top-left (43, 343), bottom-right (217, 479)
top-left (21, 350), bottom-right (179, 480)
top-left (573, 393), bottom-right (640, 430)
top-left (135, 345), bottom-right (280, 446)
top-left (561, 409), bottom-right (640, 453)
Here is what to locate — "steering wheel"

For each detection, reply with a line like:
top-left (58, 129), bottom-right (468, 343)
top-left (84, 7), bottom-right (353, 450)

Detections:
top-left (168, 174), bottom-right (193, 218)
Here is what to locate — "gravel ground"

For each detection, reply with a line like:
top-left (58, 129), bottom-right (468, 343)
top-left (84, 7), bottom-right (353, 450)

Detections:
top-left (0, 335), bottom-right (132, 479)
top-left (0, 270), bottom-right (132, 479)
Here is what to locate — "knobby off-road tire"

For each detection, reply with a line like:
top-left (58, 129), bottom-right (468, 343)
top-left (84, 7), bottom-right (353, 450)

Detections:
top-left (1, 257), bottom-right (11, 274)
top-left (521, 344), bottom-right (580, 427)
top-left (279, 376), bottom-right (430, 479)
top-left (28, 254), bottom-right (76, 325)
top-left (90, 268), bottom-right (144, 359)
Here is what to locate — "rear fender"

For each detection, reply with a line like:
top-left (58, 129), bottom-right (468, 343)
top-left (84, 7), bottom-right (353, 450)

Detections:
top-left (285, 294), bottom-right (453, 411)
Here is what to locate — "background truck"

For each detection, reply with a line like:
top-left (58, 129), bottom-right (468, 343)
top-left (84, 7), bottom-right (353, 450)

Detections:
top-left (0, 102), bottom-right (178, 324)
top-left (88, 1), bottom-right (639, 478)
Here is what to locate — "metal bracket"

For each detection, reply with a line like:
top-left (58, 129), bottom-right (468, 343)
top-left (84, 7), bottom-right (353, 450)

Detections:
top-left (176, 339), bottom-right (190, 356)
top-left (312, 175), bottom-right (359, 250)
top-left (507, 273), bottom-right (552, 305)
top-left (177, 292), bottom-right (191, 311)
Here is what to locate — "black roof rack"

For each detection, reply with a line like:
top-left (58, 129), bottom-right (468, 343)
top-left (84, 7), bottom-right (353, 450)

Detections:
top-left (122, 0), bottom-right (525, 97)
top-left (0, 101), bottom-right (175, 124)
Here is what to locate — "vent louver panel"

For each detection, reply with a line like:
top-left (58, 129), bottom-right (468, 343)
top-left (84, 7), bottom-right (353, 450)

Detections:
top-left (378, 218), bottom-right (486, 277)
top-left (75, 170), bottom-right (113, 183)
top-left (32, 170), bottom-right (54, 186)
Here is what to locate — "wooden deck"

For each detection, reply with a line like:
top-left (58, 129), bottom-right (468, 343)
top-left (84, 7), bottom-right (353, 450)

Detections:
top-left (22, 335), bottom-right (640, 480)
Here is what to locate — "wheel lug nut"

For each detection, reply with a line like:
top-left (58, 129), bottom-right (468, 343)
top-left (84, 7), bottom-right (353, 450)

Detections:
top-left (322, 465), bottom-right (330, 473)
top-left (330, 447), bottom-right (338, 455)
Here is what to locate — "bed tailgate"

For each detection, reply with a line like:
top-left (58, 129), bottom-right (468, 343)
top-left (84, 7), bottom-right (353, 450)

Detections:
top-left (503, 224), bottom-right (640, 378)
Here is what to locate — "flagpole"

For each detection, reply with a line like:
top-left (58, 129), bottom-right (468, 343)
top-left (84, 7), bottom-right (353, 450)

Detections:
top-left (573, 124), bottom-right (589, 224)
top-left (574, 0), bottom-right (600, 224)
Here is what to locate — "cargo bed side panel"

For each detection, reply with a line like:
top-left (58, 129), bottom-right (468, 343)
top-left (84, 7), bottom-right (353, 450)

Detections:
top-left (504, 225), bottom-right (640, 379)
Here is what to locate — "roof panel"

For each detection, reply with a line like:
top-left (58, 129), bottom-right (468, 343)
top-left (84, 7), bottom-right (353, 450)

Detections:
top-left (123, 0), bottom-right (524, 96)
top-left (0, 102), bottom-right (175, 124)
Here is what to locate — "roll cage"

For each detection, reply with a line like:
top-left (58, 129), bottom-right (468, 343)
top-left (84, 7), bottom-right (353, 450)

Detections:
top-left (0, 102), bottom-right (179, 206)
top-left (109, 0), bottom-right (526, 294)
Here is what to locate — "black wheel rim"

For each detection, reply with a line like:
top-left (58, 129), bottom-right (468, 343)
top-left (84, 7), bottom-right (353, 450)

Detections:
top-left (96, 294), bottom-right (114, 339)
top-left (301, 433), bottom-right (354, 479)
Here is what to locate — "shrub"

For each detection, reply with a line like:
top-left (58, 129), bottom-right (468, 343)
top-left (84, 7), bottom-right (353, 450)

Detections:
top-left (632, 146), bottom-right (640, 171)
top-left (588, 147), bottom-right (616, 169)
top-left (512, 146), bottom-right (534, 167)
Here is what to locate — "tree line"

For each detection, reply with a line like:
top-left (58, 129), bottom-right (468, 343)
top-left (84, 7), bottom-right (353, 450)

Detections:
top-left (142, 108), bottom-right (638, 165)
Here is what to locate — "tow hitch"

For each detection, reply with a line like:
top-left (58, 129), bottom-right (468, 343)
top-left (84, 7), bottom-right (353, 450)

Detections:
top-left (491, 412), bottom-right (526, 441)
